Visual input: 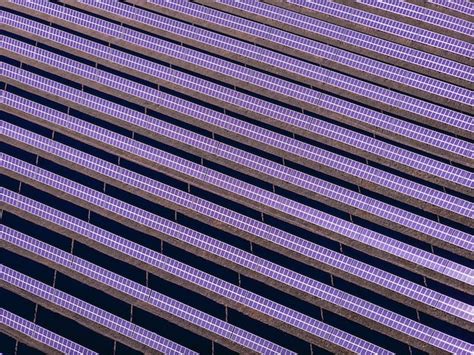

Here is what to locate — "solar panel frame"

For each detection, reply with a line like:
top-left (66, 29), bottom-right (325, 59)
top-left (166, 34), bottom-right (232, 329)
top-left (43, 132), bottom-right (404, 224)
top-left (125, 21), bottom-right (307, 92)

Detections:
top-left (6, 0), bottom-right (472, 106)
top-left (408, 0), bottom-right (474, 21)
top-left (257, 0), bottom-right (471, 64)
top-left (0, 266), bottom-right (199, 355)
top-left (2, 54), bottom-right (473, 228)
top-left (0, 224), bottom-right (392, 354)
top-left (343, 0), bottom-right (472, 42)
top-left (2, 87), bottom-right (473, 262)
top-left (2, 157), bottom-right (474, 354)
top-left (124, 0), bottom-right (473, 86)
top-left (4, 121), bottom-right (473, 326)
top-left (0, 235), bottom-right (296, 355)
top-left (0, 308), bottom-right (99, 355)
top-left (8, 5), bottom-right (472, 141)
top-left (2, 99), bottom-right (473, 294)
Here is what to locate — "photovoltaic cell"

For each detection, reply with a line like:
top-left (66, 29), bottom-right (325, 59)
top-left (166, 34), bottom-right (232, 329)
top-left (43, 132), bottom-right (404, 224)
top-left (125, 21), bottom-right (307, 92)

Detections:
top-left (3, 85), bottom-right (471, 259)
top-left (0, 266), bottom-right (199, 355)
top-left (0, 223), bottom-right (391, 354)
top-left (2, 57), bottom-right (472, 227)
top-left (1, 158), bottom-right (473, 354)
top-left (4, 120), bottom-right (474, 322)
top-left (135, 0), bottom-right (473, 81)
top-left (0, 308), bottom-right (98, 355)
top-left (2, 101), bottom-right (473, 292)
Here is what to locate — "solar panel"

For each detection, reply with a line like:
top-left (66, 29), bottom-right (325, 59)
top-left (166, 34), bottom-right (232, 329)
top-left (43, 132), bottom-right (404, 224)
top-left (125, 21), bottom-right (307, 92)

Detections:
top-left (0, 265), bottom-right (199, 354)
top-left (6, 0), bottom-right (472, 109)
top-left (0, 308), bottom-right (98, 355)
top-left (3, 84), bottom-right (472, 261)
top-left (0, 223), bottom-right (390, 354)
top-left (123, 0), bottom-right (473, 87)
top-left (5, 116), bottom-right (474, 308)
top-left (1, 156), bottom-right (473, 354)
top-left (4, 11), bottom-right (473, 172)
top-left (3, 55), bottom-right (473, 228)
top-left (419, 0), bottom-right (474, 19)
top-left (13, 6), bottom-right (474, 140)
top-left (2, 98), bottom-right (473, 292)
top-left (0, 229), bottom-right (299, 355)
top-left (349, 0), bottom-right (472, 41)
top-left (258, 0), bottom-right (471, 64)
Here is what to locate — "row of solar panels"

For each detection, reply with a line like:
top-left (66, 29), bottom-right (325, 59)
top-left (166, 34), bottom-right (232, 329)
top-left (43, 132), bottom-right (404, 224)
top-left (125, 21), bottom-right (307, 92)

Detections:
top-left (1, 0), bottom-right (472, 354)
top-left (335, 0), bottom-right (471, 41)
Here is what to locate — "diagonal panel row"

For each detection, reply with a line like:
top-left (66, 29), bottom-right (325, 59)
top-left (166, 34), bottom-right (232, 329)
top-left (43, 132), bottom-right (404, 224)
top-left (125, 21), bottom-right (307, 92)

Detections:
top-left (341, 0), bottom-right (472, 42)
top-left (42, 2), bottom-right (472, 112)
top-left (2, 99), bottom-right (473, 292)
top-left (4, 3), bottom-right (472, 152)
top-left (2, 56), bottom-right (473, 226)
top-left (0, 308), bottom-right (98, 355)
top-left (1, 157), bottom-right (473, 354)
top-left (3, 156), bottom-right (469, 355)
top-left (127, 0), bottom-right (473, 87)
top-left (0, 196), bottom-right (400, 352)
top-left (0, 218), bottom-right (389, 354)
top-left (0, 267), bottom-right (199, 354)
top-left (3, 13), bottom-right (473, 183)
top-left (408, 0), bottom-right (474, 22)
top-left (0, 262), bottom-right (292, 355)
top-left (3, 120), bottom-right (473, 325)
top-left (3, 84), bottom-right (471, 260)
top-left (22, 0), bottom-right (472, 131)
top-left (259, 0), bottom-right (471, 64)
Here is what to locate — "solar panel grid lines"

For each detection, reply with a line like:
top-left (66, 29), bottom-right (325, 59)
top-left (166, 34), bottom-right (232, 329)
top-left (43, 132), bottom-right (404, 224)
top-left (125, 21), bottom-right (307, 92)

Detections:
top-left (0, 265), bottom-right (197, 355)
top-left (0, 308), bottom-right (98, 355)
top-left (4, 46), bottom-right (474, 220)
top-left (30, 2), bottom-right (474, 148)
top-left (0, 197), bottom-right (386, 351)
top-left (55, 0), bottom-right (473, 114)
top-left (3, 102), bottom-right (474, 293)
top-left (126, 0), bottom-right (473, 88)
top-left (2, 85), bottom-right (473, 262)
top-left (0, 223), bottom-right (390, 355)
top-left (0, 230), bottom-right (300, 355)
top-left (4, 158), bottom-right (474, 355)
top-left (188, 0), bottom-right (473, 113)
top-left (339, 0), bottom-right (473, 42)
top-left (0, 194), bottom-right (428, 355)
top-left (3, 67), bottom-right (469, 236)
top-left (7, 7), bottom-right (472, 143)
top-left (4, 121), bottom-right (474, 326)
top-left (2, 19), bottom-right (470, 178)
top-left (407, 0), bottom-right (474, 22)
top-left (1, 60), bottom-right (472, 205)
top-left (261, 0), bottom-right (472, 65)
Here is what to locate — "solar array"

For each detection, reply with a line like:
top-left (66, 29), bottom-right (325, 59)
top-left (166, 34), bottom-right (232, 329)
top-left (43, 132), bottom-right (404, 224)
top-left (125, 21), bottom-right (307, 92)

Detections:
top-left (1, 0), bottom-right (472, 354)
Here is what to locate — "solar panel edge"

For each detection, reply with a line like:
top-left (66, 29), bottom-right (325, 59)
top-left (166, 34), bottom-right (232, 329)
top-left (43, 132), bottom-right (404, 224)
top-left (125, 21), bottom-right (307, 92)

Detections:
top-left (0, 237), bottom-right (295, 355)
top-left (1, 224), bottom-right (389, 354)
top-left (1, 0), bottom-right (473, 352)
top-left (4, 119), bottom-right (469, 327)
top-left (132, 0), bottom-right (473, 88)
top-left (0, 308), bottom-right (99, 355)
top-left (4, 2), bottom-right (473, 154)
top-left (332, 0), bottom-right (474, 43)
top-left (406, 0), bottom-right (474, 22)
top-left (3, 16), bottom-right (473, 179)
top-left (3, 86), bottom-right (471, 262)
top-left (3, 102), bottom-right (473, 294)
top-left (56, 0), bottom-right (471, 112)
top-left (3, 154), bottom-right (474, 353)
top-left (3, 41), bottom-right (473, 228)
